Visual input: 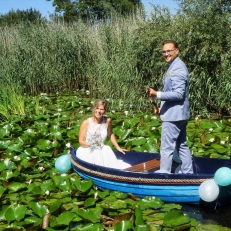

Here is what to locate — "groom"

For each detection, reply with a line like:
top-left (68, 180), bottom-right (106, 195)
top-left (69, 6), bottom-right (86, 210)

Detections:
top-left (146, 40), bottom-right (193, 174)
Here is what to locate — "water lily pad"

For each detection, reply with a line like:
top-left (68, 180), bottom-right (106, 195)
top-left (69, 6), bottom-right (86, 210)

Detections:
top-left (114, 220), bottom-right (133, 231)
top-left (28, 202), bottom-right (49, 218)
top-left (101, 200), bottom-right (127, 210)
top-left (56, 211), bottom-right (76, 225)
top-left (8, 182), bottom-right (27, 192)
top-left (84, 197), bottom-right (97, 207)
top-left (0, 127), bottom-right (10, 138)
top-left (163, 209), bottom-right (191, 228)
top-left (76, 209), bottom-right (101, 223)
top-left (5, 204), bottom-right (27, 222)
top-left (138, 196), bottom-right (164, 210)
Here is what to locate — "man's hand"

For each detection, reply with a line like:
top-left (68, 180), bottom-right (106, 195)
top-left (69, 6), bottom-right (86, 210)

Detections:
top-left (146, 87), bottom-right (157, 97)
top-left (154, 107), bottom-right (160, 115)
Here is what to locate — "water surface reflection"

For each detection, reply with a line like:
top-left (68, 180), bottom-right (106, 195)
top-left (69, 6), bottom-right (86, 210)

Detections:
top-left (182, 203), bottom-right (231, 228)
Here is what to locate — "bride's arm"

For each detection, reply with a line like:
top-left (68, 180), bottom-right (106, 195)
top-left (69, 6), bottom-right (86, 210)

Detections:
top-left (78, 119), bottom-right (89, 147)
top-left (107, 118), bottom-right (126, 154)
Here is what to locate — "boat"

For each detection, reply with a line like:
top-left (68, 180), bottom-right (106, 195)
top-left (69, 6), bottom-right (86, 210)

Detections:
top-left (69, 147), bottom-right (231, 205)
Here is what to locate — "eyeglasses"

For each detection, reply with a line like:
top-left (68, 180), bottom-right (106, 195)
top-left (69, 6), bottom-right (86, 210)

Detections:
top-left (161, 49), bottom-right (177, 55)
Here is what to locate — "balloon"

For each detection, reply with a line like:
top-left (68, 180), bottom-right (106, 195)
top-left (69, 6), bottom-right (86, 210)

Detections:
top-left (55, 154), bottom-right (71, 173)
top-left (214, 167), bottom-right (231, 186)
top-left (198, 179), bottom-right (219, 202)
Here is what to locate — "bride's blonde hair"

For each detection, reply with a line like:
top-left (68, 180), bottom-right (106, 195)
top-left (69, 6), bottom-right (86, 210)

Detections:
top-left (93, 99), bottom-right (107, 112)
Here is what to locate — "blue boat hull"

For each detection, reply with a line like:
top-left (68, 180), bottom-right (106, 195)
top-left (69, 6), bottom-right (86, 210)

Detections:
top-left (74, 170), bottom-right (201, 203)
top-left (70, 148), bottom-right (231, 204)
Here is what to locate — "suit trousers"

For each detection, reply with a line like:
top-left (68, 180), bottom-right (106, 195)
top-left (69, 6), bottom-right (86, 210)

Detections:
top-left (160, 120), bottom-right (193, 174)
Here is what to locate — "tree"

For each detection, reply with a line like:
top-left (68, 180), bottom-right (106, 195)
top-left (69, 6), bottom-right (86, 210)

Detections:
top-left (173, 0), bottom-right (231, 114)
top-left (0, 8), bottom-right (46, 27)
top-left (175, 0), bottom-right (231, 16)
top-left (47, 0), bottom-right (143, 23)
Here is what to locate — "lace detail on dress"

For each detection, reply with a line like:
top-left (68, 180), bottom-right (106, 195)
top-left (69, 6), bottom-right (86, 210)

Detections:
top-left (85, 117), bottom-right (107, 150)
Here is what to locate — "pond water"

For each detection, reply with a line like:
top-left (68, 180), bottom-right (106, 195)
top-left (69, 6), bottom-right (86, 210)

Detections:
top-left (181, 203), bottom-right (231, 228)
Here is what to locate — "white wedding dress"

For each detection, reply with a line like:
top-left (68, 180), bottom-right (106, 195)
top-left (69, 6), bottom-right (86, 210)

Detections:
top-left (76, 117), bottom-right (131, 169)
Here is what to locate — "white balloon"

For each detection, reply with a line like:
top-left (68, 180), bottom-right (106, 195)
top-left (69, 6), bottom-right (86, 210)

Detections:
top-left (198, 179), bottom-right (219, 202)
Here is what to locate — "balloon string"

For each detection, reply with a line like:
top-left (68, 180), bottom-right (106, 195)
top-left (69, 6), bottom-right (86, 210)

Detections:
top-left (0, 142), bottom-right (31, 156)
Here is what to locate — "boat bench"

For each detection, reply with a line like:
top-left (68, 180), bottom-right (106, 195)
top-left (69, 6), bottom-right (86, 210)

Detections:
top-left (125, 158), bottom-right (160, 172)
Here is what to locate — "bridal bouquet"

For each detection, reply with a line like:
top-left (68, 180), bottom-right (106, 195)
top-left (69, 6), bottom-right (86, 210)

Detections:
top-left (87, 131), bottom-right (103, 150)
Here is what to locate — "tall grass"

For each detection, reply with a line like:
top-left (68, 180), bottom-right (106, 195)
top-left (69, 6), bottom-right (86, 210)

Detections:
top-left (0, 5), bottom-right (231, 117)
top-left (0, 80), bottom-right (25, 121)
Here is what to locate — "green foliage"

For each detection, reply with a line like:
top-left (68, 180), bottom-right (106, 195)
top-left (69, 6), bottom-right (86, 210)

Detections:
top-left (0, 8), bottom-right (46, 26)
top-left (47, 0), bottom-right (143, 22)
top-left (0, 80), bottom-right (25, 121)
top-left (0, 0), bottom-right (231, 117)
top-left (0, 94), bottom-right (230, 229)
top-left (172, 0), bottom-right (231, 116)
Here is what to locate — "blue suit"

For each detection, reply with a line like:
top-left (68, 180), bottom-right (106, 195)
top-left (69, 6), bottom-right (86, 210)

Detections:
top-left (157, 57), bottom-right (193, 174)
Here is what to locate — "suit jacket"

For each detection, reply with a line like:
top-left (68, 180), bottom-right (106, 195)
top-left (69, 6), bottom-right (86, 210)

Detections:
top-left (158, 57), bottom-right (190, 121)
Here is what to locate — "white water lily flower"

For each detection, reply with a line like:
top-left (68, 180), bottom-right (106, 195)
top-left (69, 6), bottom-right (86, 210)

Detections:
top-left (220, 140), bottom-right (225, 145)
top-left (27, 179), bottom-right (32, 185)
top-left (209, 138), bottom-right (215, 142)
top-left (45, 190), bottom-right (50, 195)
top-left (209, 128), bottom-right (213, 132)
top-left (54, 112), bottom-right (61, 116)
top-left (38, 166), bottom-right (45, 171)
top-left (124, 111), bottom-right (129, 116)
top-left (66, 143), bottom-right (71, 148)
top-left (94, 192), bottom-right (98, 199)
top-left (195, 116), bottom-right (200, 120)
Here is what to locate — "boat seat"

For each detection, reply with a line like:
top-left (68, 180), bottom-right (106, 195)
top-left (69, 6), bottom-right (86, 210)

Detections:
top-left (125, 158), bottom-right (160, 172)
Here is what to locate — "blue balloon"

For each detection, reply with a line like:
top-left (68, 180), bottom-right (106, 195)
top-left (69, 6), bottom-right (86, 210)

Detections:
top-left (214, 167), bottom-right (231, 186)
top-left (55, 154), bottom-right (71, 173)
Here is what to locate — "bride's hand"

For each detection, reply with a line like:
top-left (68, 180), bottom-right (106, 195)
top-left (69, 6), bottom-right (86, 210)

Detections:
top-left (116, 146), bottom-right (127, 154)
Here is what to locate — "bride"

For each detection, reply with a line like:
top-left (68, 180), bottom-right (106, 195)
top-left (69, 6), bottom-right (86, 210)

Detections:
top-left (76, 99), bottom-right (130, 169)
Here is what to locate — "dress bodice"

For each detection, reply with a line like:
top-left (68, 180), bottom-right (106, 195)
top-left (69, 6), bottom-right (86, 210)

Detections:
top-left (85, 116), bottom-right (108, 149)
top-left (76, 116), bottom-right (131, 169)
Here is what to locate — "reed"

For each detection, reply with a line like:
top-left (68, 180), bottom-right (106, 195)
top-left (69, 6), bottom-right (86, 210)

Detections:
top-left (0, 5), bottom-right (230, 117)
top-left (0, 79), bottom-right (25, 121)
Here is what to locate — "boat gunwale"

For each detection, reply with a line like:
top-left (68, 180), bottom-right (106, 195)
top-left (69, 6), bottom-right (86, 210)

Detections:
top-left (69, 151), bottom-right (214, 185)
